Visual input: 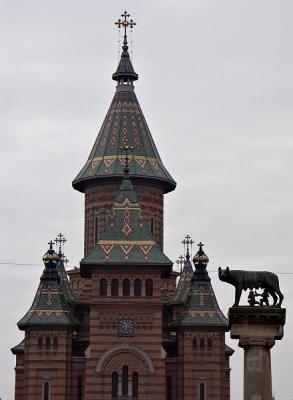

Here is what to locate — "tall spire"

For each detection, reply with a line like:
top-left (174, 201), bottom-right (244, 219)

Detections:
top-left (113, 11), bottom-right (138, 84)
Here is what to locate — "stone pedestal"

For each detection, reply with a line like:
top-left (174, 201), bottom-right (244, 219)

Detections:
top-left (229, 307), bottom-right (286, 400)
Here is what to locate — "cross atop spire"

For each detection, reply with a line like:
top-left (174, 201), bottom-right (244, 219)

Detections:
top-left (55, 233), bottom-right (67, 256)
top-left (197, 241), bottom-right (204, 252)
top-left (115, 11), bottom-right (136, 39)
top-left (113, 11), bottom-right (138, 84)
top-left (182, 234), bottom-right (194, 260)
top-left (176, 254), bottom-right (185, 272)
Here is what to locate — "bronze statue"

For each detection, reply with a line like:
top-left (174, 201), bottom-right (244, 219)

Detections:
top-left (218, 267), bottom-right (283, 307)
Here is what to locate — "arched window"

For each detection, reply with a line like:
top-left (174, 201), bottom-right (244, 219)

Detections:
top-left (207, 338), bottom-right (212, 350)
top-left (111, 279), bottom-right (119, 296)
top-left (122, 365), bottom-right (128, 395)
top-left (77, 375), bottom-right (83, 400)
top-left (192, 338), bottom-right (197, 349)
top-left (100, 278), bottom-right (108, 296)
top-left (112, 371), bottom-right (118, 398)
top-left (45, 337), bottom-right (51, 349)
top-left (43, 381), bottom-right (50, 400)
top-left (199, 382), bottom-right (206, 400)
top-left (199, 338), bottom-right (205, 350)
top-left (145, 279), bottom-right (153, 296)
top-left (53, 337), bottom-right (58, 349)
top-left (166, 375), bottom-right (172, 400)
top-left (133, 371), bottom-right (139, 398)
top-left (134, 279), bottom-right (142, 296)
top-left (122, 279), bottom-right (130, 296)
top-left (38, 337), bottom-right (43, 349)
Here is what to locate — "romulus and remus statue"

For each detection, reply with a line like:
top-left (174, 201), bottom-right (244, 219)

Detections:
top-left (218, 267), bottom-right (284, 307)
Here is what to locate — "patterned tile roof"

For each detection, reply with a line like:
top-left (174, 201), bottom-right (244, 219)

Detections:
top-left (18, 245), bottom-right (77, 329)
top-left (171, 246), bottom-right (228, 328)
top-left (72, 76), bottom-right (176, 194)
top-left (81, 176), bottom-right (173, 267)
top-left (56, 257), bottom-right (74, 302)
top-left (173, 258), bottom-right (193, 303)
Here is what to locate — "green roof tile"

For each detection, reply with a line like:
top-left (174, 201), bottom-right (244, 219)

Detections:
top-left (81, 176), bottom-right (172, 267)
top-left (18, 245), bottom-right (77, 329)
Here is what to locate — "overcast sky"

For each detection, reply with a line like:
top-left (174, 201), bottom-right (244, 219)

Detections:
top-left (1, 1), bottom-right (293, 399)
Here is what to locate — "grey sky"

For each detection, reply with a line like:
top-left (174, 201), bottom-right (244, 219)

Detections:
top-left (1, 1), bottom-right (293, 399)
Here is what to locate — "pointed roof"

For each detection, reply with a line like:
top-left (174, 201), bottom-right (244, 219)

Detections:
top-left (56, 256), bottom-right (75, 302)
top-left (80, 175), bottom-right (172, 268)
top-left (171, 244), bottom-right (228, 328)
top-left (18, 243), bottom-right (77, 330)
top-left (72, 24), bottom-right (176, 194)
top-left (173, 256), bottom-right (193, 303)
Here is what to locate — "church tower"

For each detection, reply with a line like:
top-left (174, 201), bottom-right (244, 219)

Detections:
top-left (72, 11), bottom-right (176, 255)
top-left (12, 11), bottom-right (233, 400)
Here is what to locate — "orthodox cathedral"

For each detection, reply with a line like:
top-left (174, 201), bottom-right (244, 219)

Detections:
top-left (12, 12), bottom-right (233, 400)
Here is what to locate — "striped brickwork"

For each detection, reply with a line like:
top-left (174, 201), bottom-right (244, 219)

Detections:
top-left (84, 180), bottom-right (164, 255)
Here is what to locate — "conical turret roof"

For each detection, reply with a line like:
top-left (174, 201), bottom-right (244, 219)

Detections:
top-left (72, 28), bottom-right (176, 194)
top-left (18, 243), bottom-right (77, 329)
top-left (171, 244), bottom-right (228, 328)
top-left (80, 174), bottom-right (173, 268)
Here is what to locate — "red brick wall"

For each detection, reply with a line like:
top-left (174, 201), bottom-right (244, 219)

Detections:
top-left (83, 180), bottom-right (164, 256)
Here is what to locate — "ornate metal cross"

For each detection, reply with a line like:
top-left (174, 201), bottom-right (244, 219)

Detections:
top-left (55, 233), bottom-right (67, 255)
top-left (48, 240), bottom-right (54, 250)
top-left (176, 254), bottom-right (185, 272)
top-left (182, 234), bottom-right (194, 259)
top-left (115, 10), bottom-right (136, 37)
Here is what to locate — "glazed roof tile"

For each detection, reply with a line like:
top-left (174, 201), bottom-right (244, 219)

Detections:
top-left (81, 176), bottom-right (172, 267)
top-left (18, 247), bottom-right (77, 329)
top-left (73, 56), bottom-right (176, 194)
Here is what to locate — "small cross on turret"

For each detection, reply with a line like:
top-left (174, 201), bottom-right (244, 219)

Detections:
top-left (182, 234), bottom-right (194, 260)
top-left (176, 254), bottom-right (185, 272)
top-left (55, 233), bottom-right (67, 256)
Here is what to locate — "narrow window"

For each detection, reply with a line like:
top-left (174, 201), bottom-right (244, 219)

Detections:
top-left (122, 279), bottom-right (130, 296)
top-left (200, 338), bottom-right (204, 350)
top-left (112, 371), bottom-right (118, 398)
top-left (53, 337), bottom-right (58, 349)
top-left (134, 279), bottom-right (142, 296)
top-left (207, 338), bottom-right (212, 350)
top-left (192, 338), bottom-right (197, 349)
top-left (111, 279), bottom-right (119, 296)
top-left (133, 372), bottom-right (139, 398)
top-left (122, 365), bottom-right (128, 395)
top-left (100, 278), bottom-right (108, 296)
top-left (199, 382), bottom-right (206, 400)
top-left (94, 214), bottom-right (99, 243)
top-left (86, 219), bottom-right (90, 254)
top-left (45, 337), bottom-right (51, 349)
top-left (145, 279), bottom-right (153, 296)
top-left (166, 375), bottom-right (172, 400)
top-left (43, 382), bottom-right (50, 400)
top-left (77, 375), bottom-right (83, 400)
top-left (150, 217), bottom-right (155, 236)
top-left (38, 337), bottom-right (43, 349)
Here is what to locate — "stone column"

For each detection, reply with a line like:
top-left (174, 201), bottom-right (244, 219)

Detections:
top-left (229, 307), bottom-right (286, 400)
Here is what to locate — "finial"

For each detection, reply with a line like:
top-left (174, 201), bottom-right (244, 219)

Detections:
top-left (193, 241), bottom-right (209, 266)
top-left (115, 11), bottom-right (136, 49)
top-left (176, 254), bottom-right (184, 272)
top-left (113, 11), bottom-right (138, 84)
top-left (121, 139), bottom-right (134, 176)
top-left (43, 240), bottom-right (59, 268)
top-left (55, 233), bottom-right (67, 256)
top-left (182, 234), bottom-right (194, 261)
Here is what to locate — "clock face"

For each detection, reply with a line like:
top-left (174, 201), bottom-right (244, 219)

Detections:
top-left (118, 319), bottom-right (134, 336)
